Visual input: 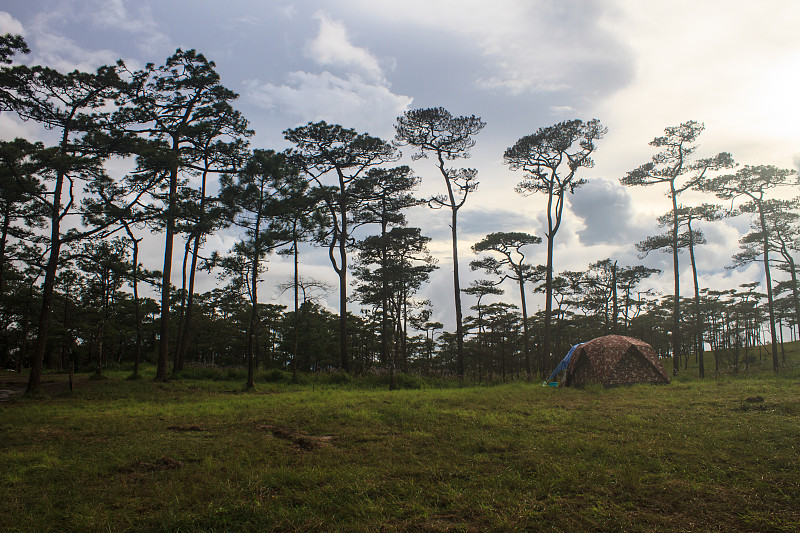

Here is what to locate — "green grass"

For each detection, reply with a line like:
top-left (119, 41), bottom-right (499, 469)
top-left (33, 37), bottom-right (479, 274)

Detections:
top-left (2, 367), bottom-right (800, 532)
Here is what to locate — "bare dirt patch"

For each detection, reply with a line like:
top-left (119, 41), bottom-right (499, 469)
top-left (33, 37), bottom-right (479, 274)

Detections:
top-left (256, 424), bottom-right (335, 451)
top-left (120, 456), bottom-right (185, 473)
top-left (167, 425), bottom-right (206, 432)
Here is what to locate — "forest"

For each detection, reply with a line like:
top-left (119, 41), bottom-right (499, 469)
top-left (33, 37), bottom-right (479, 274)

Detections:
top-left (2, 34), bottom-right (800, 396)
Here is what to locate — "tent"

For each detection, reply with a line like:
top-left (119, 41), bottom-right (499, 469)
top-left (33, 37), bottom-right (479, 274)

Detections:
top-left (545, 342), bottom-right (583, 384)
top-left (562, 334), bottom-right (670, 387)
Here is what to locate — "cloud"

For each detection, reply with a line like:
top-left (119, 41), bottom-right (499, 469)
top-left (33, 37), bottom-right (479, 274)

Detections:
top-left (20, 1), bottom-right (170, 72)
top-left (0, 11), bottom-right (25, 35)
top-left (337, 0), bottom-right (633, 98)
top-left (570, 177), bottom-right (640, 245)
top-left (90, 0), bottom-right (143, 32)
top-left (86, 0), bottom-right (169, 56)
top-left (230, 15), bottom-right (262, 27)
top-left (243, 11), bottom-right (411, 139)
top-left (550, 105), bottom-right (578, 117)
top-left (306, 11), bottom-right (384, 82)
top-left (31, 29), bottom-right (119, 73)
top-left (0, 114), bottom-right (54, 143)
top-left (459, 207), bottom-right (538, 241)
top-left (591, 0), bottom-right (800, 183)
top-left (245, 70), bottom-right (412, 139)
top-left (279, 5), bottom-right (298, 19)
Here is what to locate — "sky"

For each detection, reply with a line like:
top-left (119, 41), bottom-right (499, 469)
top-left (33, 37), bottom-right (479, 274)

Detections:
top-left (2, 0), bottom-right (800, 331)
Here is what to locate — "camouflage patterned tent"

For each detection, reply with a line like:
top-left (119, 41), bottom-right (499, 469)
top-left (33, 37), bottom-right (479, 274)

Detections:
top-left (564, 334), bottom-right (670, 387)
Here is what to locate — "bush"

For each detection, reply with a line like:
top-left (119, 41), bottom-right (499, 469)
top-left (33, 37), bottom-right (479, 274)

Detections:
top-left (260, 368), bottom-right (291, 383)
top-left (223, 368), bottom-right (247, 381)
top-left (324, 371), bottom-right (352, 385)
top-left (392, 373), bottom-right (424, 389)
top-left (361, 372), bottom-right (425, 390)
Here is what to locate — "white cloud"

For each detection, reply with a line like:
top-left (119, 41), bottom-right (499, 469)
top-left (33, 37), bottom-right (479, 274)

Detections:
top-left (31, 29), bottom-right (119, 73)
top-left (231, 15), bottom-right (262, 27)
top-left (22, 1), bottom-right (169, 72)
top-left (242, 10), bottom-right (411, 139)
top-left (87, 0), bottom-right (169, 56)
top-left (337, 0), bottom-right (631, 96)
top-left (592, 0), bottom-right (800, 180)
top-left (245, 70), bottom-right (412, 139)
top-left (0, 11), bottom-right (25, 35)
top-left (0, 114), bottom-right (53, 143)
top-left (550, 105), bottom-right (578, 117)
top-left (279, 5), bottom-right (298, 19)
top-left (90, 0), bottom-right (134, 30)
top-left (306, 11), bottom-right (384, 82)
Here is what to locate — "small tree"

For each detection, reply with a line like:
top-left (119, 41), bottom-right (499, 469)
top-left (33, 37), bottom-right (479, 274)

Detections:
top-left (463, 280), bottom-right (504, 381)
top-left (273, 174), bottom-right (327, 378)
top-left (219, 149), bottom-right (292, 389)
top-left (766, 200), bottom-right (800, 337)
top-left (470, 232), bottom-right (542, 378)
top-left (73, 238), bottom-right (129, 376)
top-left (353, 166), bottom-right (420, 371)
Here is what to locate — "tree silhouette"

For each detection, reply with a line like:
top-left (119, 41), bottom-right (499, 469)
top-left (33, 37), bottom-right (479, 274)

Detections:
top-left (765, 200), bottom-right (800, 338)
top-left (470, 232), bottom-right (542, 378)
top-left (172, 98), bottom-right (247, 374)
top-left (0, 138), bottom-right (45, 307)
top-left (463, 280), bottom-right (504, 381)
top-left (395, 107), bottom-right (485, 379)
top-left (219, 149), bottom-right (292, 389)
top-left (1, 49), bottom-right (143, 393)
top-left (622, 120), bottom-right (733, 375)
top-left (505, 119), bottom-right (606, 372)
top-left (353, 166), bottom-right (420, 376)
top-left (118, 48), bottom-right (250, 381)
top-left (285, 121), bottom-right (398, 372)
top-left (273, 174), bottom-right (327, 379)
top-left (701, 165), bottom-right (799, 371)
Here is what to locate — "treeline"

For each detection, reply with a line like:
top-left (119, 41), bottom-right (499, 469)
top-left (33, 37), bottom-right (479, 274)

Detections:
top-left (1, 36), bottom-right (798, 392)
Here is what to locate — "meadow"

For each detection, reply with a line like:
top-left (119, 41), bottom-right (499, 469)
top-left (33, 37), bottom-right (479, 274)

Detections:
top-left (1, 360), bottom-right (799, 532)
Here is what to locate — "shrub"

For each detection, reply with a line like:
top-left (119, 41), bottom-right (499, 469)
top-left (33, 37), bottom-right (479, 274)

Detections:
top-left (323, 371), bottom-right (352, 385)
top-left (260, 368), bottom-right (291, 383)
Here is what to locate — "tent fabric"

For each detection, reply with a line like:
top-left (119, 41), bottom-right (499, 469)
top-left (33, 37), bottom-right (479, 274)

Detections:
top-left (564, 334), bottom-right (670, 387)
top-left (547, 343), bottom-right (582, 383)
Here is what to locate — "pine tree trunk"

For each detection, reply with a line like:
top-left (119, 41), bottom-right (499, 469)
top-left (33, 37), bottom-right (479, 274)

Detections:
top-left (759, 207), bottom-right (780, 371)
top-left (0, 203), bottom-right (10, 304)
top-left (26, 139), bottom-right (68, 394)
top-left (172, 238), bottom-right (191, 374)
top-left (518, 276), bottom-right (531, 380)
top-left (177, 232), bottom-right (200, 371)
top-left (670, 181), bottom-right (681, 376)
top-left (156, 145), bottom-right (180, 382)
top-left (688, 218), bottom-right (704, 378)
top-left (450, 206), bottom-right (464, 379)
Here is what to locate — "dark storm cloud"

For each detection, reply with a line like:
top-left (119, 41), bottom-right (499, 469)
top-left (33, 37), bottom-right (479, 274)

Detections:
top-left (570, 177), bottom-right (638, 245)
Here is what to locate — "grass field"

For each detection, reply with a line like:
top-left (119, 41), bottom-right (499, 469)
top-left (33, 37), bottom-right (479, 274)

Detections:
top-left (2, 363), bottom-right (800, 532)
